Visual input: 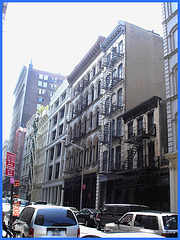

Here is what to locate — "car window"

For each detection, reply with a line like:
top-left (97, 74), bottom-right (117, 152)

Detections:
top-left (147, 216), bottom-right (159, 230)
top-left (35, 208), bottom-right (77, 226)
top-left (163, 215), bottom-right (178, 230)
top-left (119, 214), bottom-right (133, 225)
top-left (107, 206), bottom-right (115, 213)
top-left (134, 214), bottom-right (146, 228)
top-left (19, 207), bottom-right (35, 225)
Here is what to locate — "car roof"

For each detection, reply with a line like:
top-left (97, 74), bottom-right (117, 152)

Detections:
top-left (26, 205), bottom-right (73, 210)
top-left (103, 204), bottom-right (149, 207)
top-left (125, 211), bottom-right (177, 216)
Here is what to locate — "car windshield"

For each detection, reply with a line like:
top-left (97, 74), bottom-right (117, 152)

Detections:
top-left (35, 208), bottom-right (77, 226)
top-left (163, 215), bottom-right (178, 230)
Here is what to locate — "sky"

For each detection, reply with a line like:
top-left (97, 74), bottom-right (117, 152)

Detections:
top-left (2, 1), bottom-right (164, 143)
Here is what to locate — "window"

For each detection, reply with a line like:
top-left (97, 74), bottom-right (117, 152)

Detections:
top-left (137, 146), bottom-right (143, 168)
top-left (55, 100), bottom-right (59, 108)
top-left (117, 117), bottom-right (122, 136)
top-left (52, 130), bottom-right (56, 140)
top-left (165, 2), bottom-right (178, 17)
top-left (103, 151), bottom-right (108, 171)
top-left (49, 166), bottom-right (52, 180)
top-left (120, 214), bottom-right (133, 225)
top-left (171, 27), bottom-right (178, 51)
top-left (90, 112), bottom-right (93, 129)
top-left (37, 104), bottom-right (41, 109)
top-left (93, 66), bottom-right (96, 77)
top-left (106, 75), bottom-right (110, 88)
top-left (44, 75), bottom-right (48, 80)
top-left (96, 109), bottom-right (100, 127)
top-left (60, 108), bottom-right (65, 119)
top-left (117, 88), bottom-right (122, 107)
top-left (172, 66), bottom-right (178, 95)
top-left (43, 82), bottom-right (47, 88)
top-left (116, 146), bottom-right (121, 170)
top-left (98, 81), bottom-right (101, 96)
top-left (57, 143), bottom-right (61, 157)
top-left (91, 85), bottom-right (94, 102)
top-left (148, 111), bottom-right (154, 132)
top-left (118, 64), bottom-right (123, 79)
top-left (112, 69), bottom-right (117, 85)
top-left (87, 72), bottom-right (90, 81)
top-left (89, 143), bottom-right (93, 163)
top-left (112, 119), bottom-right (115, 136)
top-left (110, 148), bottom-right (114, 171)
top-left (62, 91), bottom-right (66, 101)
top-left (99, 60), bottom-right (102, 70)
top-left (118, 40), bottom-right (123, 54)
top-left (128, 122), bottom-right (133, 139)
top-left (85, 92), bottom-right (88, 106)
top-left (50, 148), bottom-right (54, 160)
top-left (148, 141), bottom-right (155, 166)
top-left (59, 124), bottom-right (63, 135)
top-left (37, 97), bottom-right (44, 102)
top-left (55, 163), bottom-right (60, 179)
top-left (137, 117), bottom-right (143, 135)
top-left (38, 81), bottom-right (43, 87)
top-left (107, 53), bottom-right (111, 64)
top-left (39, 74), bottom-right (43, 79)
top-left (53, 115), bottom-right (57, 125)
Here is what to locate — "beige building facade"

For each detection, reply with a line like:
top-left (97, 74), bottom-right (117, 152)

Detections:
top-left (162, 2), bottom-right (178, 212)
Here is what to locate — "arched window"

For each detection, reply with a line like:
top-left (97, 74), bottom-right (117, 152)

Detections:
top-left (98, 81), bottom-right (101, 96)
top-left (96, 108), bottom-right (100, 127)
top-left (91, 85), bottom-right (94, 102)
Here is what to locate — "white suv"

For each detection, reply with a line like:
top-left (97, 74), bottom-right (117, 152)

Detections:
top-left (13, 205), bottom-right (80, 238)
top-left (104, 211), bottom-right (177, 238)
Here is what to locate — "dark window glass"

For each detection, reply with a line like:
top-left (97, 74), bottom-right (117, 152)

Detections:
top-left (163, 215), bottom-right (178, 230)
top-left (35, 209), bottom-right (77, 226)
top-left (19, 207), bottom-right (35, 225)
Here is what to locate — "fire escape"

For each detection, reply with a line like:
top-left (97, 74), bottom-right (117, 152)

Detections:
top-left (99, 46), bottom-right (124, 173)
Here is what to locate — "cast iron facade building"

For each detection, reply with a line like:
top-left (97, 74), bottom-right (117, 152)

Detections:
top-left (63, 21), bottom-right (167, 210)
top-left (162, 2), bottom-right (178, 212)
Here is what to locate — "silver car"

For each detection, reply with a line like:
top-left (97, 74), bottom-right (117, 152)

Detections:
top-left (104, 211), bottom-right (178, 238)
top-left (13, 205), bottom-right (80, 238)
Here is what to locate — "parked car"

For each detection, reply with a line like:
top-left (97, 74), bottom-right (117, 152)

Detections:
top-left (13, 205), bottom-right (80, 238)
top-left (68, 207), bottom-right (79, 215)
top-left (104, 211), bottom-right (178, 238)
top-left (77, 208), bottom-right (99, 227)
top-left (2, 198), bottom-right (11, 214)
top-left (96, 203), bottom-right (149, 230)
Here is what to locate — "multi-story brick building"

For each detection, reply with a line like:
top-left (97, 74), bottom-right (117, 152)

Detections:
top-left (161, 2), bottom-right (178, 212)
top-left (4, 62), bottom-right (66, 196)
top-left (42, 79), bottom-right (70, 205)
top-left (63, 21), bottom-right (166, 210)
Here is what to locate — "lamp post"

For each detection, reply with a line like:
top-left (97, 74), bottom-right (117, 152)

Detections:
top-left (60, 140), bottom-right (84, 210)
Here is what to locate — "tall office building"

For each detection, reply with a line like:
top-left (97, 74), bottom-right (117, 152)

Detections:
top-left (8, 62), bottom-right (66, 153)
top-left (162, 2), bottom-right (178, 212)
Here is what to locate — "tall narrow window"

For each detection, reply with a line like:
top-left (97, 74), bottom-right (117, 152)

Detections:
top-left (148, 141), bottom-right (155, 166)
top-left (57, 143), bottom-right (61, 157)
top-left (116, 146), bottom-right (121, 170)
top-left (107, 53), bottom-right (111, 64)
top-left (117, 88), bottom-right (122, 107)
top-left (91, 85), bottom-right (94, 102)
top-left (55, 163), bottom-right (60, 179)
top-left (118, 64), bottom-right (123, 79)
top-left (103, 151), bottom-right (108, 171)
top-left (148, 111), bottom-right (154, 133)
top-left (117, 117), bottom-right (122, 137)
top-left (49, 166), bottom-right (52, 180)
top-left (98, 81), bottom-right (101, 96)
top-left (106, 75), bottom-right (110, 88)
top-left (137, 117), bottom-right (143, 135)
top-left (128, 122), bottom-right (133, 139)
top-left (112, 119), bottom-right (115, 136)
top-left (96, 109), bottom-right (99, 127)
top-left (118, 40), bottom-right (123, 54)
top-left (105, 98), bottom-right (110, 115)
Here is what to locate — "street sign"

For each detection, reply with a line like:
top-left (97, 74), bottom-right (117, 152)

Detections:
top-left (81, 184), bottom-right (86, 189)
top-left (5, 152), bottom-right (16, 177)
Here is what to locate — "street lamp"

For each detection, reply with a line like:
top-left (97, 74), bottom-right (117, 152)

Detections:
top-left (60, 140), bottom-right (84, 210)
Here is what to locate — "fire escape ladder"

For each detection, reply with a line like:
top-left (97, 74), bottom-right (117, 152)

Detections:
top-left (122, 140), bottom-right (142, 170)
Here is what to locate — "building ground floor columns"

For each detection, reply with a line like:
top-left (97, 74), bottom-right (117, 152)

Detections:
top-left (63, 173), bottom-right (96, 209)
top-left (42, 180), bottom-right (64, 205)
top-left (98, 169), bottom-right (170, 211)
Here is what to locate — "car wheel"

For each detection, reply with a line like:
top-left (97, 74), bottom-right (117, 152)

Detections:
top-left (85, 220), bottom-right (89, 227)
top-left (96, 221), bottom-right (101, 231)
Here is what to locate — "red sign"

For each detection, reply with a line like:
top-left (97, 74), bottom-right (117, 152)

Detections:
top-left (81, 184), bottom-right (86, 189)
top-left (5, 152), bottom-right (16, 177)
